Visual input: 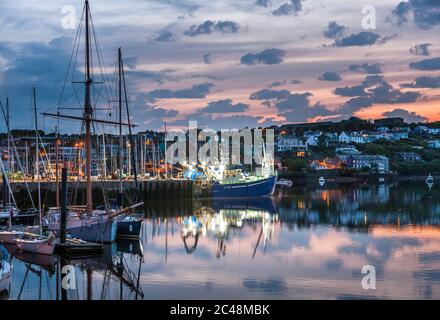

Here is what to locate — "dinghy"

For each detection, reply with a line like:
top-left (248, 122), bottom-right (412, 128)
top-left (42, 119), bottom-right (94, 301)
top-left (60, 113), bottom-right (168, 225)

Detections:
top-left (15, 233), bottom-right (55, 256)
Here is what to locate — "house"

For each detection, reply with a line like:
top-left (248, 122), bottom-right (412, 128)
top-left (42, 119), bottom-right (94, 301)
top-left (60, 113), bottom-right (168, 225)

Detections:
top-left (336, 145), bottom-right (360, 155)
top-left (276, 135), bottom-right (307, 152)
top-left (323, 132), bottom-right (339, 147)
top-left (394, 152), bottom-right (421, 162)
top-left (428, 140), bottom-right (440, 149)
top-left (413, 125), bottom-right (429, 134)
top-left (428, 127), bottom-right (440, 135)
top-left (305, 136), bottom-right (319, 147)
top-left (338, 132), bottom-right (365, 144)
top-left (346, 155), bottom-right (389, 173)
top-left (310, 158), bottom-right (341, 171)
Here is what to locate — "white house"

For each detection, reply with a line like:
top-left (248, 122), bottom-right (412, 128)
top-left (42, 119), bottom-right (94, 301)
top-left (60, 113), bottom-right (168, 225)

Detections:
top-left (305, 136), bottom-right (319, 147)
top-left (338, 132), bottom-right (365, 144)
top-left (276, 135), bottom-right (307, 152)
top-left (428, 140), bottom-right (440, 149)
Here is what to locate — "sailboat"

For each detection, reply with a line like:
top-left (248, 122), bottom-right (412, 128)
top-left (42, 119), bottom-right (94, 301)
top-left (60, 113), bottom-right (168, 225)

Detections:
top-left (13, 87), bottom-right (55, 256)
top-left (42, 0), bottom-right (142, 243)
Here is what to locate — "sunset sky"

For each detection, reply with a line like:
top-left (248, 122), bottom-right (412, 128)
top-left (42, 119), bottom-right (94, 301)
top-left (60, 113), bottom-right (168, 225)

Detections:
top-left (0, 0), bottom-right (440, 132)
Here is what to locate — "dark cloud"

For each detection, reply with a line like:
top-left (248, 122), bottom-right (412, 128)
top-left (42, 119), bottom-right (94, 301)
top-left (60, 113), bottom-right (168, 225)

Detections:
top-left (0, 37), bottom-right (84, 129)
top-left (273, 0), bottom-right (302, 16)
top-left (401, 76), bottom-right (440, 88)
top-left (348, 63), bottom-right (383, 74)
top-left (319, 71), bottom-right (342, 81)
top-left (268, 80), bottom-right (287, 88)
top-left (132, 93), bottom-right (179, 128)
top-left (392, 1), bottom-right (411, 26)
top-left (334, 85), bottom-right (367, 97)
top-left (410, 43), bottom-right (431, 56)
top-left (323, 21), bottom-right (346, 39)
top-left (392, 0), bottom-right (440, 29)
top-left (334, 32), bottom-right (381, 47)
top-left (240, 48), bottom-right (286, 65)
top-left (154, 30), bottom-right (175, 42)
top-left (255, 0), bottom-right (271, 8)
top-left (123, 57), bottom-right (138, 70)
top-left (409, 57), bottom-right (440, 70)
top-left (335, 75), bottom-right (421, 114)
top-left (203, 54), bottom-right (212, 64)
top-left (378, 33), bottom-right (399, 44)
top-left (250, 88), bottom-right (334, 122)
top-left (146, 83), bottom-right (214, 102)
top-left (291, 80), bottom-right (301, 85)
top-left (382, 108), bottom-right (427, 123)
top-left (198, 99), bottom-right (249, 113)
top-left (184, 20), bottom-right (240, 37)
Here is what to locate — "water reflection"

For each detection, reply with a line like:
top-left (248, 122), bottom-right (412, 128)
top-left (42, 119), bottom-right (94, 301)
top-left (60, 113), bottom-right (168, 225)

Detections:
top-left (1, 182), bottom-right (439, 300)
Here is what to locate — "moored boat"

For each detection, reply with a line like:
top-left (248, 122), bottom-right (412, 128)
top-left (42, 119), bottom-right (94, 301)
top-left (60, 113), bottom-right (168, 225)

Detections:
top-left (15, 233), bottom-right (55, 255)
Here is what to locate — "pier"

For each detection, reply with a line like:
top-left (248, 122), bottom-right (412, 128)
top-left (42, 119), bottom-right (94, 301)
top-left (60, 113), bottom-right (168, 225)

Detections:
top-left (8, 179), bottom-right (196, 202)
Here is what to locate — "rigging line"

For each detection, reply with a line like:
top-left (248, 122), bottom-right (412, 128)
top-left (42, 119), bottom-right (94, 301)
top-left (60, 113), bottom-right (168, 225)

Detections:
top-left (55, 4), bottom-right (84, 113)
top-left (90, 12), bottom-right (113, 105)
top-left (0, 101), bottom-right (36, 209)
top-left (121, 55), bottom-right (139, 193)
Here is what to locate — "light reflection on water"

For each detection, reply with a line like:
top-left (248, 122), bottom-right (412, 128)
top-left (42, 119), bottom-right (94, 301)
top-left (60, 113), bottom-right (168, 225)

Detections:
top-left (1, 182), bottom-right (439, 300)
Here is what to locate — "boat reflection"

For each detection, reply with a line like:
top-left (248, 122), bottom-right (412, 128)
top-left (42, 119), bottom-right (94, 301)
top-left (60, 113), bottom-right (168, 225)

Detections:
top-left (179, 198), bottom-right (279, 258)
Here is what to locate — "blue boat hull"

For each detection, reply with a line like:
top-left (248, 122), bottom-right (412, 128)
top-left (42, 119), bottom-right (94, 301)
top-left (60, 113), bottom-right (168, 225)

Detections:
top-left (213, 175), bottom-right (277, 198)
top-left (67, 220), bottom-right (117, 243)
top-left (116, 219), bottom-right (142, 239)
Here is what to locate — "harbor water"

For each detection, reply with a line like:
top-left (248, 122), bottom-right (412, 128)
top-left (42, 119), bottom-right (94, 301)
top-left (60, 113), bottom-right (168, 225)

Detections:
top-left (1, 181), bottom-right (439, 300)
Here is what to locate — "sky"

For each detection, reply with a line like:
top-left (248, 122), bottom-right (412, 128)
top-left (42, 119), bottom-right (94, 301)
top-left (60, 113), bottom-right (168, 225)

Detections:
top-left (0, 0), bottom-right (440, 133)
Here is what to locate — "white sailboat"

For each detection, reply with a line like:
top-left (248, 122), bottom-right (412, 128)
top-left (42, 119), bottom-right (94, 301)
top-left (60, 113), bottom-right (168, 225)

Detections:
top-left (14, 87), bottom-right (55, 256)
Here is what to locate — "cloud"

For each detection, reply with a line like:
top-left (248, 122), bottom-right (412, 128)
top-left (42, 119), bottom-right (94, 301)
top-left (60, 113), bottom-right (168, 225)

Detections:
top-left (123, 57), bottom-right (139, 70)
top-left (169, 113), bottom-right (276, 129)
top-left (146, 83), bottom-right (214, 102)
top-left (392, 0), bottom-right (440, 29)
top-left (203, 54), bottom-right (212, 64)
top-left (198, 99), bottom-right (249, 113)
top-left (319, 71), bottom-right (342, 81)
top-left (409, 43), bottom-right (431, 56)
top-left (131, 93), bottom-right (179, 128)
top-left (382, 108), bottom-right (427, 123)
top-left (323, 21), bottom-right (346, 39)
top-left (377, 33), bottom-right (399, 44)
top-left (348, 63), bottom-right (383, 74)
top-left (250, 88), bottom-right (334, 122)
top-left (154, 30), bottom-right (175, 42)
top-left (409, 57), bottom-right (440, 70)
top-left (240, 48), bottom-right (286, 65)
top-left (273, 0), bottom-right (302, 16)
top-left (184, 20), bottom-right (240, 37)
top-left (334, 85), bottom-right (367, 97)
top-left (334, 32), bottom-right (381, 47)
top-left (401, 76), bottom-right (440, 88)
top-left (269, 80), bottom-right (287, 88)
top-left (335, 75), bottom-right (421, 114)
top-left (255, 0), bottom-right (271, 8)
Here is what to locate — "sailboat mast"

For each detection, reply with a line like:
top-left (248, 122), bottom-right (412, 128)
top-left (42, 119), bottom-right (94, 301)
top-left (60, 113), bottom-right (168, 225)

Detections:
top-left (84, 0), bottom-right (93, 213)
top-left (6, 98), bottom-right (10, 206)
top-left (33, 87), bottom-right (42, 235)
top-left (118, 47), bottom-right (123, 206)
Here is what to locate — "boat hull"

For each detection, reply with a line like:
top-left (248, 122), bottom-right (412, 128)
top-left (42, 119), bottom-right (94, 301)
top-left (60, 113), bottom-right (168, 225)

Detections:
top-left (15, 238), bottom-right (55, 256)
top-left (66, 219), bottom-right (117, 243)
top-left (116, 219), bottom-right (142, 239)
top-left (213, 175), bottom-right (277, 198)
top-left (0, 231), bottom-right (22, 245)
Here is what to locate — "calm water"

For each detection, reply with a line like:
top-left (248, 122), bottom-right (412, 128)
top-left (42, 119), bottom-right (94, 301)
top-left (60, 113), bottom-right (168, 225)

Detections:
top-left (1, 182), bottom-right (439, 300)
